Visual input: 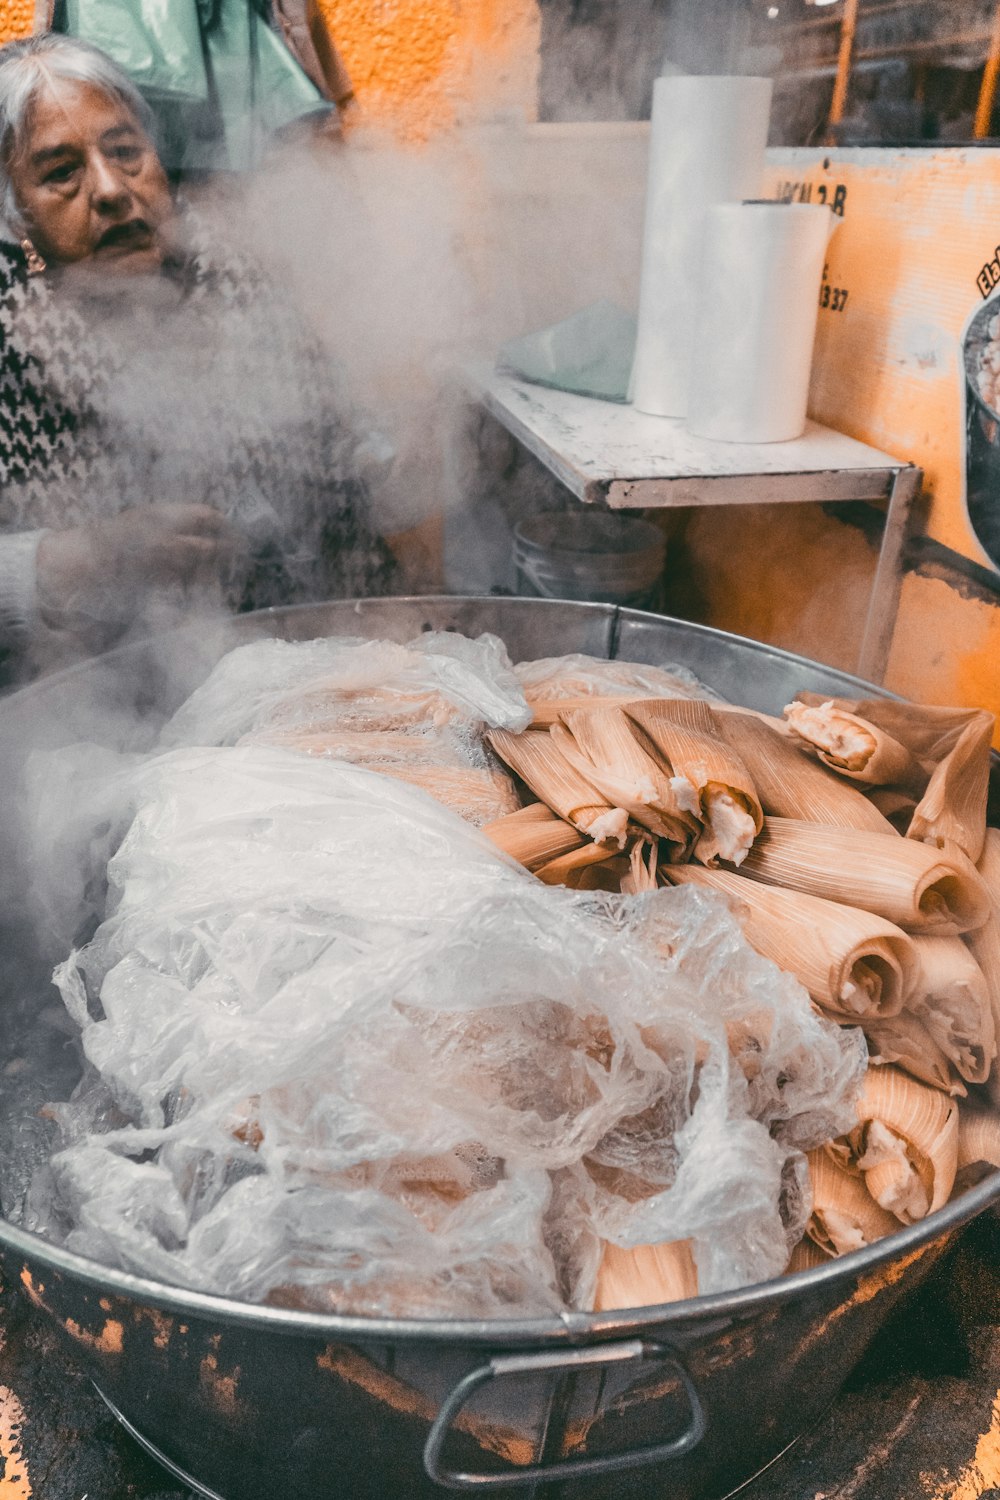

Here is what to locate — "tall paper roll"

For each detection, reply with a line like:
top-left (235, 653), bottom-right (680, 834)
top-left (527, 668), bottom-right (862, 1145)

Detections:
top-left (686, 202), bottom-right (833, 444)
top-left (629, 74), bottom-right (773, 419)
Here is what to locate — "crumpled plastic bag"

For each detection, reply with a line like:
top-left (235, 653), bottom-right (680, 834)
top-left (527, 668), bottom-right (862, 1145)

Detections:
top-left (27, 741), bottom-right (866, 1315)
top-left (515, 652), bottom-right (720, 708)
top-left (161, 630), bottom-right (530, 827)
top-left (163, 631), bottom-right (531, 747)
top-left (24, 630), bottom-right (532, 952)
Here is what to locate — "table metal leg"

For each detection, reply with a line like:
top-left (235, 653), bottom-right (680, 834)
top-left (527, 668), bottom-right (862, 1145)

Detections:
top-left (856, 466), bottom-right (923, 684)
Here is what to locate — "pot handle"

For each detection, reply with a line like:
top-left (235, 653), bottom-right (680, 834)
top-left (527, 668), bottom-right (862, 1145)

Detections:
top-left (423, 1338), bottom-right (705, 1491)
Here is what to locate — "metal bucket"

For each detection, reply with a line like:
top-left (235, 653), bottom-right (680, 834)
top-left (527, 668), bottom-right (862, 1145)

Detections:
top-left (512, 514), bottom-right (667, 609)
top-left (1, 596), bottom-right (997, 1500)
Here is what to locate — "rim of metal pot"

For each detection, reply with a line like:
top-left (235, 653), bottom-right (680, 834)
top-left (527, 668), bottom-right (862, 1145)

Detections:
top-left (2, 596), bottom-right (995, 1345)
top-left (0, 595), bottom-right (910, 710)
top-left (5, 1172), bottom-right (999, 1345)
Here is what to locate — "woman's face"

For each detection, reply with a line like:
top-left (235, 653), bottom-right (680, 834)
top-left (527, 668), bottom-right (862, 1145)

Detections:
top-left (9, 76), bottom-right (173, 273)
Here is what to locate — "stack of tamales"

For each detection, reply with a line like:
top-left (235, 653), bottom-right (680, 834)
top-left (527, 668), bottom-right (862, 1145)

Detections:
top-left (482, 665), bottom-right (1000, 1311)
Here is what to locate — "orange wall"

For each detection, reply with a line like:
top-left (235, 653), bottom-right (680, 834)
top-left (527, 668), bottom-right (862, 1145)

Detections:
top-left (0, 1), bottom-right (34, 44)
top-left (0, 3), bottom-right (541, 140)
top-left (317, 0), bottom-right (540, 140)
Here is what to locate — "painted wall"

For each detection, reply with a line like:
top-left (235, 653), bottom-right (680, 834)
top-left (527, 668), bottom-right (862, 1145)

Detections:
top-left (317, 0), bottom-right (540, 139)
top-left (0, 1), bottom-right (34, 44)
top-left (757, 148), bottom-right (1000, 721)
top-left (0, 2), bottom-right (542, 140)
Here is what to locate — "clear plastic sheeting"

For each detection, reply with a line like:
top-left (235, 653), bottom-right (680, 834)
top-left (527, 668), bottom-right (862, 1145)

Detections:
top-left (515, 652), bottom-right (719, 708)
top-left (25, 744), bottom-right (866, 1316)
top-left (162, 631), bottom-right (532, 748)
top-left (160, 631), bottom-right (531, 829)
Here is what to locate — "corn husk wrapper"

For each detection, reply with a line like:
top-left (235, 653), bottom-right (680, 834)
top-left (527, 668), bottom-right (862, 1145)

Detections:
top-left (553, 708), bottom-right (701, 850)
top-left (907, 714), bottom-right (995, 863)
top-left (482, 804), bottom-right (585, 871)
top-left (863, 1012), bottom-right (966, 1097)
top-left (562, 857), bottom-right (632, 893)
top-left (488, 728), bottom-right (629, 849)
top-left (528, 694), bottom-right (639, 729)
top-left (957, 1107), bottom-right (1000, 1171)
top-left (664, 865), bottom-right (915, 1021)
top-left (623, 698), bottom-right (763, 866)
top-left (621, 837), bottom-right (659, 895)
top-left (838, 1066), bottom-right (959, 1224)
top-left (593, 1239), bottom-right (698, 1311)
top-left (968, 828), bottom-right (1000, 1106)
top-left (805, 1148), bottom-right (899, 1257)
top-left (535, 841), bottom-right (627, 888)
top-left (793, 694), bottom-right (989, 767)
top-left (738, 818), bottom-right (991, 936)
top-left (715, 711), bottom-right (894, 834)
top-left (370, 764), bottom-right (522, 826)
top-left (785, 1237), bottom-right (830, 1273)
top-left (783, 701), bottom-right (926, 793)
top-left (866, 788), bottom-right (919, 833)
top-left (906, 935), bottom-right (996, 1085)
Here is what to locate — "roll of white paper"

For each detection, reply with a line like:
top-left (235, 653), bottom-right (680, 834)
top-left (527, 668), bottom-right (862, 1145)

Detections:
top-left (629, 74), bottom-right (773, 419)
top-left (686, 201), bottom-right (834, 444)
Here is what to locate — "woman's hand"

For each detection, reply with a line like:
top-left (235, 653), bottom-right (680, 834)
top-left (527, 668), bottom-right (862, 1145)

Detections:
top-left (36, 504), bottom-right (239, 628)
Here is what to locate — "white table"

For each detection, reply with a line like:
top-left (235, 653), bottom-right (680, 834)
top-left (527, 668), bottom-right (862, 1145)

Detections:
top-left (475, 367), bottom-right (923, 685)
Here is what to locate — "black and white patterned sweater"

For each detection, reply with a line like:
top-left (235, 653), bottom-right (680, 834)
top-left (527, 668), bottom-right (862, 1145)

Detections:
top-left (0, 222), bottom-right (395, 686)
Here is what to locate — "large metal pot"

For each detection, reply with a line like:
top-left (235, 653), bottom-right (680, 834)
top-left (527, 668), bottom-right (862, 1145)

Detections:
top-left (1, 596), bottom-right (998, 1500)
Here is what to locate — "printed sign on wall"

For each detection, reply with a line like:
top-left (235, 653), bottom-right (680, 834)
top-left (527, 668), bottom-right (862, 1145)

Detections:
top-left (765, 146), bottom-right (1000, 582)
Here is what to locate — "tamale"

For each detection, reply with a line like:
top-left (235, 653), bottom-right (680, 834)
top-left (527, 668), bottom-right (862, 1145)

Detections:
top-left (805, 1148), bottom-right (899, 1256)
top-left (738, 818), bottom-right (991, 935)
top-left (792, 694), bottom-right (989, 766)
top-left (906, 935), bottom-right (996, 1085)
top-left (488, 727), bottom-right (629, 848)
top-left (785, 1237), bottom-right (830, 1272)
top-left (957, 1107), bottom-right (1000, 1172)
top-left (377, 764), bottom-right (523, 825)
top-left (664, 865), bottom-right (915, 1021)
top-left (624, 698), bottom-right (763, 866)
top-left (838, 1066), bottom-right (959, 1224)
top-left (535, 841), bottom-right (627, 887)
top-left (593, 1239), bottom-right (699, 1311)
top-left (558, 855), bottom-right (632, 892)
top-left (554, 707), bottom-right (701, 849)
top-left (715, 710), bottom-right (894, 834)
top-left (483, 804), bottom-right (585, 871)
top-left (528, 694), bottom-right (641, 729)
top-left (967, 828), bottom-right (1000, 1106)
top-left (863, 1012), bottom-right (966, 1097)
top-left (907, 714), bottom-right (995, 863)
top-left (783, 700), bottom-right (925, 792)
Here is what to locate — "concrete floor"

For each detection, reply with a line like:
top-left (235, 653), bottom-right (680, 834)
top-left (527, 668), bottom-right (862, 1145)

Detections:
top-left (2, 1211), bottom-right (999, 1499)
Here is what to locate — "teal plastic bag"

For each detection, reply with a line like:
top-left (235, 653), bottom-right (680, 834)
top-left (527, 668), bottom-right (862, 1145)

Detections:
top-left (59, 0), bottom-right (328, 172)
top-left (62, 0), bottom-right (210, 103)
top-left (204, 0), bottom-right (329, 170)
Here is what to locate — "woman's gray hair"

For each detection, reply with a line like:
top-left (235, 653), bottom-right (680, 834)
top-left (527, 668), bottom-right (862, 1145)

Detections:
top-left (0, 33), bottom-right (156, 239)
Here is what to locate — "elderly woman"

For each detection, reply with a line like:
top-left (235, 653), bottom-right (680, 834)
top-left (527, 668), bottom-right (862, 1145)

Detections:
top-left (0, 32), bottom-right (394, 687)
